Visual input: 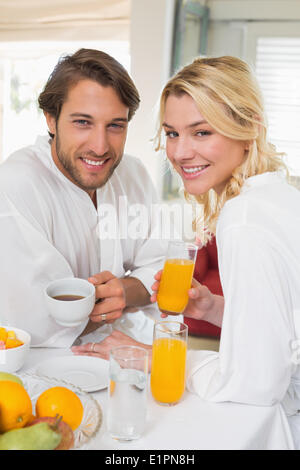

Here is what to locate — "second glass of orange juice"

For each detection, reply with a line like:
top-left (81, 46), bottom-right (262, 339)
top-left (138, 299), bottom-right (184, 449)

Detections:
top-left (157, 241), bottom-right (198, 314)
top-left (150, 321), bottom-right (188, 405)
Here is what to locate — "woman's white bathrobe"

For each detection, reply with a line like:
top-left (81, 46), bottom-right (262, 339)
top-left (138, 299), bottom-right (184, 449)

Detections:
top-left (187, 172), bottom-right (300, 447)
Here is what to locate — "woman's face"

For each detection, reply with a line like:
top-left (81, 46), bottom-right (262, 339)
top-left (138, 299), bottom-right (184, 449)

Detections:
top-left (163, 93), bottom-right (248, 196)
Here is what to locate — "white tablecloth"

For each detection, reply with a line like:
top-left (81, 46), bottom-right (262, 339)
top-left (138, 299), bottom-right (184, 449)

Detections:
top-left (21, 348), bottom-right (295, 450)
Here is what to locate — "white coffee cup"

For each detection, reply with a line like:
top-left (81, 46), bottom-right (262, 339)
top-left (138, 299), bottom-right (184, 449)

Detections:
top-left (45, 277), bottom-right (96, 327)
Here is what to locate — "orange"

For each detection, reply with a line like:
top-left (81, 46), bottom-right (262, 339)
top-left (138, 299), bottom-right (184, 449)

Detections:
top-left (0, 381), bottom-right (32, 432)
top-left (5, 338), bottom-right (24, 349)
top-left (0, 327), bottom-right (24, 349)
top-left (6, 330), bottom-right (16, 340)
top-left (35, 386), bottom-right (83, 431)
top-left (0, 327), bottom-right (8, 343)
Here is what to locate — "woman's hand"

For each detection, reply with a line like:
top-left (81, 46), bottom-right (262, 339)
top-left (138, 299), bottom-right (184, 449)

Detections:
top-left (151, 271), bottom-right (224, 326)
top-left (150, 270), bottom-right (166, 315)
top-left (71, 330), bottom-right (152, 361)
top-left (183, 279), bottom-right (217, 320)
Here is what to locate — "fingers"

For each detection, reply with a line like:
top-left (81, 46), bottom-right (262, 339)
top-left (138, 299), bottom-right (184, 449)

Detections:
top-left (89, 294), bottom-right (125, 323)
top-left (90, 309), bottom-right (123, 324)
top-left (160, 312), bottom-right (169, 318)
top-left (87, 272), bottom-right (126, 323)
top-left (187, 277), bottom-right (204, 299)
top-left (95, 283), bottom-right (124, 301)
top-left (188, 287), bottom-right (200, 299)
top-left (72, 341), bottom-right (110, 360)
top-left (151, 280), bottom-right (160, 292)
top-left (150, 293), bottom-right (156, 303)
top-left (150, 281), bottom-right (159, 303)
top-left (188, 282), bottom-right (207, 300)
top-left (89, 272), bottom-right (123, 301)
top-left (191, 277), bottom-right (201, 288)
top-left (150, 270), bottom-right (162, 303)
top-left (71, 331), bottom-right (149, 361)
top-left (88, 271), bottom-right (116, 285)
top-left (92, 297), bottom-right (126, 316)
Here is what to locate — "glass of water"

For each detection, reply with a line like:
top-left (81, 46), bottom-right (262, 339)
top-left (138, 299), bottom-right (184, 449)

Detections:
top-left (107, 345), bottom-right (149, 441)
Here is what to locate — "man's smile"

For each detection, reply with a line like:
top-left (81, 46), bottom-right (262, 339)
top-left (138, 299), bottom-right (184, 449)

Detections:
top-left (79, 156), bottom-right (111, 171)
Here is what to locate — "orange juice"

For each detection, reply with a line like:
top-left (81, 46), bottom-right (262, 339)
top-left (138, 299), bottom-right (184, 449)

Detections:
top-left (157, 259), bottom-right (194, 313)
top-left (150, 337), bottom-right (187, 404)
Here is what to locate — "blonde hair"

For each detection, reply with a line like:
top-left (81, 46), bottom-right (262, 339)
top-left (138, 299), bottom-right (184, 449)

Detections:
top-left (155, 56), bottom-right (288, 244)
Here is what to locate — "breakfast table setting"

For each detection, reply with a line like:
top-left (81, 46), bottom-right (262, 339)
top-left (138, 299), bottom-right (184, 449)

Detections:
top-left (12, 344), bottom-right (292, 451)
top-left (0, 240), bottom-right (296, 451)
top-left (0, 322), bottom-right (296, 451)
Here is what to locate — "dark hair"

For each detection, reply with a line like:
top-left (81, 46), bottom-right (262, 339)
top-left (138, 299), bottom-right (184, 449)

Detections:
top-left (38, 48), bottom-right (140, 128)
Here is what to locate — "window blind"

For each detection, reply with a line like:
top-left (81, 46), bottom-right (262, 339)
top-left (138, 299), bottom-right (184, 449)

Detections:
top-left (0, 0), bottom-right (130, 41)
top-left (256, 37), bottom-right (300, 175)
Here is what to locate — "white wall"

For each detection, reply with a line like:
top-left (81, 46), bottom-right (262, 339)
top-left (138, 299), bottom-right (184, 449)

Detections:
top-left (125, 0), bottom-right (176, 195)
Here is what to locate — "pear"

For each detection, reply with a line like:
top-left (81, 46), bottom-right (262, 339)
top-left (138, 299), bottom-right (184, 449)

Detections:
top-left (0, 422), bottom-right (61, 450)
top-left (28, 415), bottom-right (74, 450)
top-left (0, 372), bottom-right (23, 386)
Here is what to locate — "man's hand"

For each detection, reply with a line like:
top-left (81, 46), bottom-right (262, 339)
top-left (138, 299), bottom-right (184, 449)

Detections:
top-left (88, 271), bottom-right (126, 324)
top-left (71, 330), bottom-right (152, 362)
top-left (87, 271), bottom-right (151, 325)
top-left (151, 271), bottom-right (224, 327)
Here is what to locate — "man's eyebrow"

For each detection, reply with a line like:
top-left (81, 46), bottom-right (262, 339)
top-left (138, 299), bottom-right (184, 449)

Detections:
top-left (162, 120), bottom-right (208, 128)
top-left (69, 113), bottom-right (128, 123)
top-left (111, 117), bottom-right (128, 123)
top-left (70, 113), bottom-right (93, 119)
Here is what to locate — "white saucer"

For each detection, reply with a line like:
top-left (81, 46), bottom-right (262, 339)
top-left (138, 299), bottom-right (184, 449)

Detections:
top-left (34, 355), bottom-right (109, 392)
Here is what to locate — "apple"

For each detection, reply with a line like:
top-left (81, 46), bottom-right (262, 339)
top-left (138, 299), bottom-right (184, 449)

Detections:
top-left (27, 415), bottom-right (74, 450)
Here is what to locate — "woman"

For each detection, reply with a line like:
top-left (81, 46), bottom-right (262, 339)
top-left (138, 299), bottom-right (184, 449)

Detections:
top-left (152, 55), bottom-right (300, 448)
top-left (73, 56), bottom-right (300, 446)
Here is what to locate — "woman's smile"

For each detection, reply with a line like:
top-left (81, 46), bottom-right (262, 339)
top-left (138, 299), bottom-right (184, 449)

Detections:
top-left (181, 164), bottom-right (210, 179)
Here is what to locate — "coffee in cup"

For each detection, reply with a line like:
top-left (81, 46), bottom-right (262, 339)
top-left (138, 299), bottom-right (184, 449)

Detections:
top-left (45, 278), bottom-right (95, 327)
top-left (52, 295), bottom-right (85, 301)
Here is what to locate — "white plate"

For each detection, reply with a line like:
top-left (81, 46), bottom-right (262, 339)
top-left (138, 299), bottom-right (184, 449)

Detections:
top-left (34, 355), bottom-right (109, 392)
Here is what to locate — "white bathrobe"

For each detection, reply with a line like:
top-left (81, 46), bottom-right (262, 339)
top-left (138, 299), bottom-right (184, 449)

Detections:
top-left (0, 136), bottom-right (167, 347)
top-left (186, 172), bottom-right (300, 447)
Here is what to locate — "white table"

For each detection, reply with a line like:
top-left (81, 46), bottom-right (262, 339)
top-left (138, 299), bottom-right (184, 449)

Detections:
top-left (22, 347), bottom-right (295, 450)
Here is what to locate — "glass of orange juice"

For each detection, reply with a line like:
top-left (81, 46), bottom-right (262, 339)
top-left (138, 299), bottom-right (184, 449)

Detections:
top-left (150, 321), bottom-right (188, 406)
top-left (157, 241), bottom-right (198, 314)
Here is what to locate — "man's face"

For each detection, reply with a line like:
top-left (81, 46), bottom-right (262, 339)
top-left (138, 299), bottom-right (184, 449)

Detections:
top-left (45, 79), bottom-right (129, 196)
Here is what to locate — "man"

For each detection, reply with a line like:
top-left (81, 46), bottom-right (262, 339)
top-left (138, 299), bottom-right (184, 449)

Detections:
top-left (0, 48), bottom-right (166, 348)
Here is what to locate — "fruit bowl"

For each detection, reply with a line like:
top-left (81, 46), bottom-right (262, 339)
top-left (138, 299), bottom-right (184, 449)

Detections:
top-left (19, 372), bottom-right (102, 449)
top-left (0, 326), bottom-right (31, 373)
